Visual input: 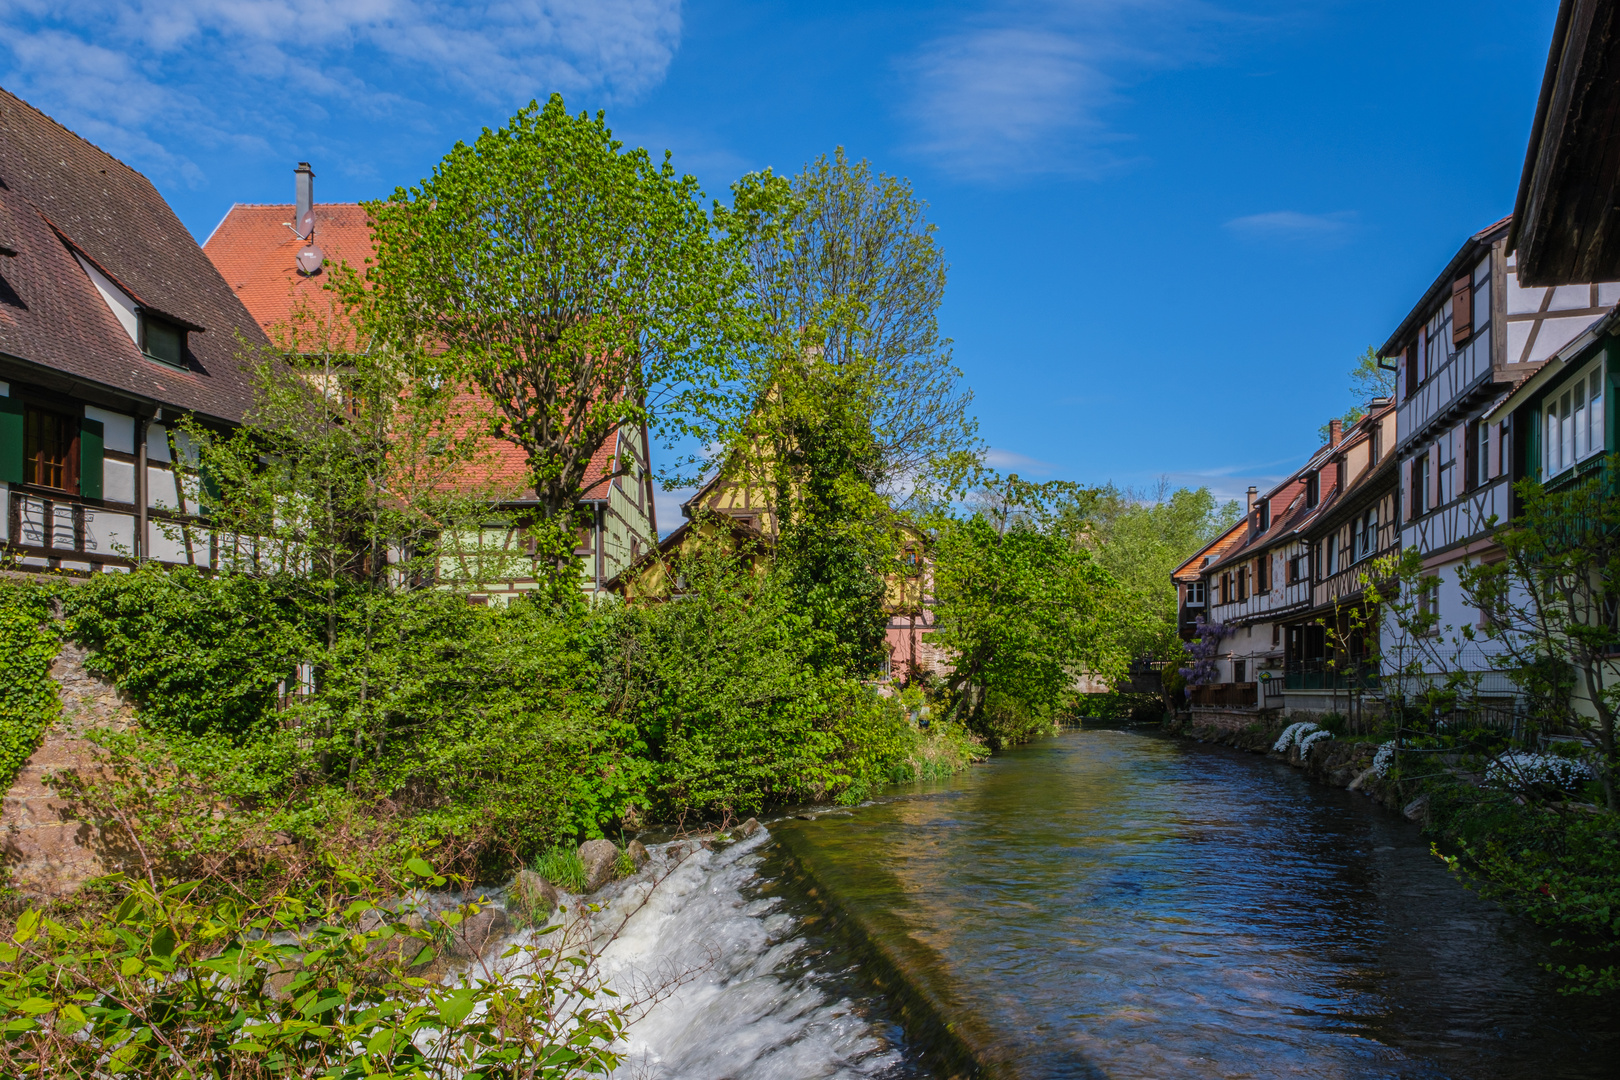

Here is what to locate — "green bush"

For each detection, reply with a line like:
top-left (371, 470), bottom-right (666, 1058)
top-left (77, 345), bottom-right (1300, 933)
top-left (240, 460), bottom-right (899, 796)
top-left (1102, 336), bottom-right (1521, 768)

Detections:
top-left (0, 580), bottom-right (60, 792)
top-left (42, 548), bottom-right (944, 888)
top-left (0, 861), bottom-right (627, 1078)
top-left (1427, 776), bottom-right (1620, 994)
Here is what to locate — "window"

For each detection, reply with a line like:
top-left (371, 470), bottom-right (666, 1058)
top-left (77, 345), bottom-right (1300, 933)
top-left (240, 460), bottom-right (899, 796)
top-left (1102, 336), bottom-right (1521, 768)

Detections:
top-left (1233, 659), bottom-right (1246, 683)
top-left (1305, 471), bottom-right (1320, 508)
top-left (1220, 572), bottom-right (1231, 605)
top-left (1476, 419), bottom-right (1491, 487)
top-left (1418, 582), bottom-right (1440, 631)
top-left (1186, 581), bottom-right (1206, 605)
top-left (1237, 565), bottom-right (1249, 602)
top-left (1542, 359), bottom-right (1606, 478)
top-left (1257, 555), bottom-right (1271, 593)
top-left (1287, 551), bottom-right (1310, 584)
top-left (1257, 498), bottom-right (1271, 532)
top-left (1413, 453), bottom-right (1430, 517)
top-left (141, 314), bottom-right (185, 367)
top-left (23, 405), bottom-right (76, 492)
top-left (1356, 507), bottom-right (1379, 561)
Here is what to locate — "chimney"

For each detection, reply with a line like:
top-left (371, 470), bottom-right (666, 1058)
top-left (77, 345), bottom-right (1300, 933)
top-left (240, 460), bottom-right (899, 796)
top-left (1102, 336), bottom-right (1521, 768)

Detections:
top-left (1246, 485), bottom-right (1257, 514)
top-left (294, 162), bottom-right (315, 239)
top-left (1328, 418), bottom-right (1343, 447)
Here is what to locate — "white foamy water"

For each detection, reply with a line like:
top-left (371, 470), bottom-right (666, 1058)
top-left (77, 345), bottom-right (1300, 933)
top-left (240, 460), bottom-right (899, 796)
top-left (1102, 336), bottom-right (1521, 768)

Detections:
top-left (593, 830), bottom-right (901, 1080)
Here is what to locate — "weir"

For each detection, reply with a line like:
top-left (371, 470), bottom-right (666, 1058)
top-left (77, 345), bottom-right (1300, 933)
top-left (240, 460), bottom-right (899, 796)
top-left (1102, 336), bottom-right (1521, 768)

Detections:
top-left (468, 728), bottom-right (1617, 1079)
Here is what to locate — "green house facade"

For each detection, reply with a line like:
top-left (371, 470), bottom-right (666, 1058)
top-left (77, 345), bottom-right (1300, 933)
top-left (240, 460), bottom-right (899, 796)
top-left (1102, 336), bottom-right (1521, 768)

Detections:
top-left (1486, 309), bottom-right (1617, 497)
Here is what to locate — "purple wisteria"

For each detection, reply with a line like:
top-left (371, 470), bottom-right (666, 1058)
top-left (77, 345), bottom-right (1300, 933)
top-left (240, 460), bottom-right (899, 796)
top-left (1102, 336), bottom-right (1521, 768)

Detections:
top-left (1178, 616), bottom-right (1233, 698)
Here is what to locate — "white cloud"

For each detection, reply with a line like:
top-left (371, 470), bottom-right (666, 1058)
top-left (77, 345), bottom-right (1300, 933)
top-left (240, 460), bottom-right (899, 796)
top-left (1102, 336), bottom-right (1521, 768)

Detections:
top-left (0, 0), bottom-right (683, 186)
top-left (984, 447), bottom-right (1055, 474)
top-left (1223, 210), bottom-right (1356, 243)
top-left (899, 0), bottom-right (1226, 181)
top-left (653, 486), bottom-right (694, 537)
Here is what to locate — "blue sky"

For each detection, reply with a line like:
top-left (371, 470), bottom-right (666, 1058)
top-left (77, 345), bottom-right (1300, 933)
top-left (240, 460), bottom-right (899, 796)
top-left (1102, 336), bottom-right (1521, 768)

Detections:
top-left (1, 1), bottom-right (1562, 518)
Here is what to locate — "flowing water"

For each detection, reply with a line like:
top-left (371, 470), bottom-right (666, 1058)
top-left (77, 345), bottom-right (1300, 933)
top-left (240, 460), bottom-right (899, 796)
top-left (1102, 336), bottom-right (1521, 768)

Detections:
top-left (510, 728), bottom-right (1619, 1079)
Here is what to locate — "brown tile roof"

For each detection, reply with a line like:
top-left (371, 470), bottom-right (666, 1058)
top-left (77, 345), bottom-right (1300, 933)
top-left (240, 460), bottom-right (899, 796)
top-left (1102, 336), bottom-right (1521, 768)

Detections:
top-left (0, 86), bottom-right (268, 422)
top-left (202, 200), bottom-right (622, 501)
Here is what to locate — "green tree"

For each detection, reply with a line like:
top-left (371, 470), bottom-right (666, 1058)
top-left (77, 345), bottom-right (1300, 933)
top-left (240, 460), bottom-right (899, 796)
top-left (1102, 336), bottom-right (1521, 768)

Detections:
top-left (1319, 345), bottom-right (1397, 442)
top-left (716, 151), bottom-right (979, 672)
top-left (1059, 480), bottom-right (1240, 659)
top-left (931, 475), bottom-right (1129, 746)
top-left (363, 95), bottom-right (747, 591)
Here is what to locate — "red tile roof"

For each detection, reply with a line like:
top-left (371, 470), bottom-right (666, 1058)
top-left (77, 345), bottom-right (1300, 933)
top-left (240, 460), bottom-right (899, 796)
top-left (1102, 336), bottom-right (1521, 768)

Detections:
top-left (203, 203), bottom-right (373, 336)
top-left (0, 86), bottom-right (268, 421)
top-left (203, 202), bottom-right (624, 501)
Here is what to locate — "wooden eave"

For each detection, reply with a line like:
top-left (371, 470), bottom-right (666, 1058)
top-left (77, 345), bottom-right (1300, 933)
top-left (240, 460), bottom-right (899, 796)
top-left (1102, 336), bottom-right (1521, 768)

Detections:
top-left (1508, 0), bottom-right (1620, 286)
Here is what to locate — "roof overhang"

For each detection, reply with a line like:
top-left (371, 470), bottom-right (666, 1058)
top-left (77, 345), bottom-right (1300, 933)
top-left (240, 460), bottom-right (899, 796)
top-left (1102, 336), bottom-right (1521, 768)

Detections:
top-left (1508, 0), bottom-right (1620, 286)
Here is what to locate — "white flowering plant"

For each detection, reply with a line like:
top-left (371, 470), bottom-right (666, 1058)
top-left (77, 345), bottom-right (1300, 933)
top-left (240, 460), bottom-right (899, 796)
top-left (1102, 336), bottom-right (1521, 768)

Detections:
top-left (1371, 740), bottom-right (1396, 777)
top-left (1485, 752), bottom-right (1593, 794)
top-left (1273, 721), bottom-right (1318, 753)
top-left (1298, 728), bottom-right (1334, 758)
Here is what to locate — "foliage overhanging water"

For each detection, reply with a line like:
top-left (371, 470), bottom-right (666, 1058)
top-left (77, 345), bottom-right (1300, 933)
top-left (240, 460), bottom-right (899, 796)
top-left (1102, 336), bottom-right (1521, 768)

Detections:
top-left (600, 728), bottom-right (1618, 1079)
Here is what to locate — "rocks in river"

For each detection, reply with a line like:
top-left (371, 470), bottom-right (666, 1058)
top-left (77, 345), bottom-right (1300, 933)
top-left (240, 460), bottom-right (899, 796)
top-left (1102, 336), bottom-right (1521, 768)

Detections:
top-left (627, 839), bottom-right (651, 869)
top-left (445, 905), bottom-right (511, 961)
top-left (578, 838), bottom-right (620, 892)
top-left (1402, 794), bottom-right (1431, 825)
top-left (738, 817), bottom-right (762, 839)
top-left (509, 869), bottom-right (561, 922)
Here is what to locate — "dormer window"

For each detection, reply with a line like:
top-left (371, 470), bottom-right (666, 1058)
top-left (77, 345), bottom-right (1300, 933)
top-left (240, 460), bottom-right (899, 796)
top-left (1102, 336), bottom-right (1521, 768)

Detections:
top-left (141, 313), bottom-right (185, 367)
top-left (1305, 471), bottom-right (1320, 508)
top-left (1257, 498), bottom-right (1271, 532)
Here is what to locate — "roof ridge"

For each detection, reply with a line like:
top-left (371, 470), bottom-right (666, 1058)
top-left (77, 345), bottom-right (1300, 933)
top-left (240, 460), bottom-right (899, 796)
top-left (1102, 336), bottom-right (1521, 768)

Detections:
top-left (0, 85), bottom-right (148, 186)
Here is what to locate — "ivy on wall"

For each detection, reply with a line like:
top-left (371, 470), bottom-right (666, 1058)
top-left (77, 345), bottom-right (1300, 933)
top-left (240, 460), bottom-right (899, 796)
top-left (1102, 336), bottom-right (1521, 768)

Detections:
top-left (0, 580), bottom-right (60, 792)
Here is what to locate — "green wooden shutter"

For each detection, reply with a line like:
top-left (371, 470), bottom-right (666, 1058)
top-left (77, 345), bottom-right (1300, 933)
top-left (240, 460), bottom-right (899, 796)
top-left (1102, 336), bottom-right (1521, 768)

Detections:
top-left (0, 396), bottom-right (22, 484)
top-left (199, 464), bottom-right (220, 517)
top-left (78, 417), bottom-right (104, 499)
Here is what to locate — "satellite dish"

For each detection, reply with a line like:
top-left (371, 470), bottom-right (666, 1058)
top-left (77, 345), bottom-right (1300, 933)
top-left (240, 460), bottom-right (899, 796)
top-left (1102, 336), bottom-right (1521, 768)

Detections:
top-left (297, 208), bottom-right (315, 239)
top-left (295, 244), bottom-right (324, 275)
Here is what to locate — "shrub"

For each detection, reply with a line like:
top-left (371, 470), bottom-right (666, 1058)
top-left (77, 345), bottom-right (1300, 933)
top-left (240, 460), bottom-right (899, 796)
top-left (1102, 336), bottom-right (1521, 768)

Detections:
top-left (0, 861), bottom-right (628, 1078)
top-left (0, 580), bottom-right (59, 792)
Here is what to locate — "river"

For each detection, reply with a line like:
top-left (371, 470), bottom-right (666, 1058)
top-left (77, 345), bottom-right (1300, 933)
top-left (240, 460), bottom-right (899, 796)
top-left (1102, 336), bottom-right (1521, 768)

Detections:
top-left (588, 727), bottom-right (1618, 1079)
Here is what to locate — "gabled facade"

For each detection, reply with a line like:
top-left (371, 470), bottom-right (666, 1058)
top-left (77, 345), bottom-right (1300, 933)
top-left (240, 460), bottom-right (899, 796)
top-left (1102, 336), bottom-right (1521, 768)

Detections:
top-left (1379, 217), bottom-right (1618, 677)
top-left (202, 166), bottom-right (658, 600)
top-left (0, 86), bottom-right (269, 573)
top-left (1281, 403), bottom-right (1400, 717)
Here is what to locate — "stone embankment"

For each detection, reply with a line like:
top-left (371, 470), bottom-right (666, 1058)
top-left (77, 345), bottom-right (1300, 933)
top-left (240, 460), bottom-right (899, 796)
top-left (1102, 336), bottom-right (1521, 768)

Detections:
top-left (2, 640), bottom-right (134, 896)
top-left (1162, 714), bottom-right (1424, 820)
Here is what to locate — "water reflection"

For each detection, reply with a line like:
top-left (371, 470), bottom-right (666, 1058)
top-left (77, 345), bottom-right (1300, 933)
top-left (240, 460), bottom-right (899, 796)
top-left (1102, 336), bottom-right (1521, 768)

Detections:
top-left (776, 728), bottom-right (1619, 1079)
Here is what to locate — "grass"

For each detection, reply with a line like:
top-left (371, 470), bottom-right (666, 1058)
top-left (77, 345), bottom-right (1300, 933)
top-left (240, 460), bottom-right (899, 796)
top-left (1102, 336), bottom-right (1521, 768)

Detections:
top-left (533, 846), bottom-right (587, 892)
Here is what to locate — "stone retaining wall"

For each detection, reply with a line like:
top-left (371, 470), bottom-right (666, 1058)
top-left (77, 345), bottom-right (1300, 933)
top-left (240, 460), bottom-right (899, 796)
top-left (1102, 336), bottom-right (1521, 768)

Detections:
top-left (2, 641), bottom-right (131, 896)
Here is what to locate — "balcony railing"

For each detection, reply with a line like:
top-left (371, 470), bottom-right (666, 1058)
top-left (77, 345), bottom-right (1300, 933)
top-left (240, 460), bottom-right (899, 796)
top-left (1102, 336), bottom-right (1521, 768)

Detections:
top-left (1283, 660), bottom-right (1379, 691)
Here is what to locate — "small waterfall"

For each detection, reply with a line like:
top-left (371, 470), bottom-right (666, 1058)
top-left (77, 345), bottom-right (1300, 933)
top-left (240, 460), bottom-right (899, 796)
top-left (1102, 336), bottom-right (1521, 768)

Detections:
top-left (597, 830), bottom-right (903, 1080)
top-left (471, 828), bottom-right (913, 1080)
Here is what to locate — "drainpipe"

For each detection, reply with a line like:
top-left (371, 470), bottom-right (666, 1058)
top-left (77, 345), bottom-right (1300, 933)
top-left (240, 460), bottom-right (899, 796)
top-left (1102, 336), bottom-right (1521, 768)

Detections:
top-left (135, 415), bottom-right (149, 561)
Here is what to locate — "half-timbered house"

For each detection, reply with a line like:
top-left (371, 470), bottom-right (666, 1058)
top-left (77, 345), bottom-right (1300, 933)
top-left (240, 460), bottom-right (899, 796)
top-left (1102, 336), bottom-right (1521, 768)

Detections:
top-left (0, 87), bottom-right (268, 573)
top-left (1280, 402), bottom-right (1400, 719)
top-left (1378, 216), bottom-right (1618, 687)
top-left (203, 166), bottom-right (659, 601)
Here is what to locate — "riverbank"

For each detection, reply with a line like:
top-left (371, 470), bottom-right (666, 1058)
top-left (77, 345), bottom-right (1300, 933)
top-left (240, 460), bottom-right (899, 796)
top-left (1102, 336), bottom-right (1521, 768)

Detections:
top-left (1159, 714), bottom-right (1412, 814)
top-left (769, 729), bottom-right (1618, 1078)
